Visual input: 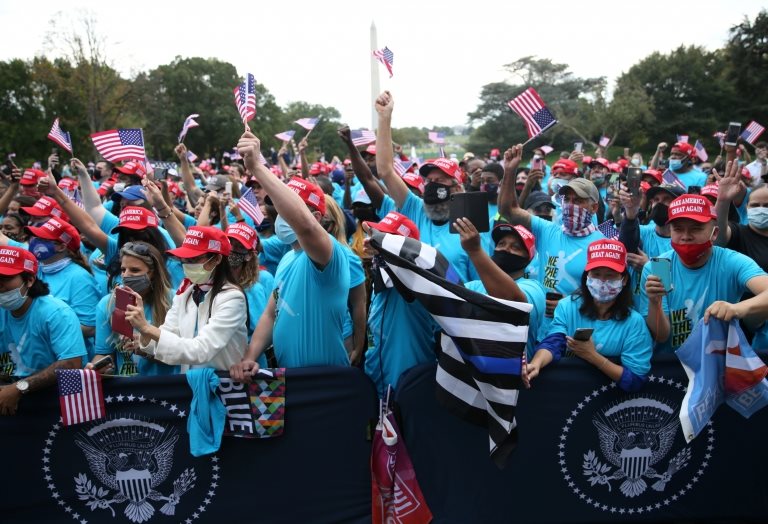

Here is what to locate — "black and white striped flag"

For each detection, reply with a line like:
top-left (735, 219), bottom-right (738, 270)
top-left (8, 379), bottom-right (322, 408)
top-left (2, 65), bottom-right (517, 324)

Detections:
top-left (369, 230), bottom-right (532, 467)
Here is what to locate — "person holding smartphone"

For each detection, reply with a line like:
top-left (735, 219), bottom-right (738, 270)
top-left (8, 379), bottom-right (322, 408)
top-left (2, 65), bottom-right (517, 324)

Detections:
top-left (89, 241), bottom-right (178, 376)
top-left (526, 239), bottom-right (652, 392)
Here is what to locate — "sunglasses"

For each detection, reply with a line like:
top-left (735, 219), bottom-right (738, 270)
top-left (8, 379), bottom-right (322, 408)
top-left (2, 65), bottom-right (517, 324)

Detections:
top-left (121, 242), bottom-right (152, 256)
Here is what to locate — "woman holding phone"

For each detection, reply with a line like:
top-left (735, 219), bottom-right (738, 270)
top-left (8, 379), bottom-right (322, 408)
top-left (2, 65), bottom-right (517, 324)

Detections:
top-left (89, 241), bottom-right (178, 376)
top-left (125, 226), bottom-right (247, 371)
top-left (525, 239), bottom-right (652, 392)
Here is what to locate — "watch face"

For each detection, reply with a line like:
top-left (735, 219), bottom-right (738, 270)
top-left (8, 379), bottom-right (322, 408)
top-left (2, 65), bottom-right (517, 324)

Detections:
top-left (16, 380), bottom-right (29, 392)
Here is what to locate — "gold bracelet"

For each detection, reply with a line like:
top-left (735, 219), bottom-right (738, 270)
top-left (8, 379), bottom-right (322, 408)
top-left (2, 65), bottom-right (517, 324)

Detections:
top-left (157, 208), bottom-right (173, 219)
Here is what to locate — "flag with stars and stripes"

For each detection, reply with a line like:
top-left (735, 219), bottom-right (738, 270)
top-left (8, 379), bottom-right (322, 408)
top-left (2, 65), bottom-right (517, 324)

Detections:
top-left (713, 131), bottom-right (726, 148)
top-left (597, 219), bottom-right (619, 240)
top-left (56, 369), bottom-right (106, 427)
top-left (428, 131), bottom-right (445, 144)
top-left (740, 121), bottom-right (766, 145)
top-left (275, 130), bottom-right (296, 142)
top-left (351, 129), bottom-right (376, 147)
top-left (372, 46), bottom-right (394, 78)
top-left (238, 186), bottom-right (264, 225)
top-left (694, 140), bottom-right (708, 162)
top-left (369, 229), bottom-right (532, 467)
top-left (295, 117), bottom-right (319, 130)
top-left (506, 88), bottom-right (558, 140)
top-left (47, 118), bottom-right (73, 154)
top-left (676, 134), bottom-right (689, 144)
top-left (233, 73), bottom-right (257, 123)
top-left (661, 169), bottom-right (686, 190)
top-left (90, 129), bottom-right (146, 162)
top-left (178, 113), bottom-right (200, 143)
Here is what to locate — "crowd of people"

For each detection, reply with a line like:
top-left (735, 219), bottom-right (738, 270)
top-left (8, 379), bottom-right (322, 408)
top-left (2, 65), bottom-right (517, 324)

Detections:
top-left (0, 89), bottom-right (767, 415)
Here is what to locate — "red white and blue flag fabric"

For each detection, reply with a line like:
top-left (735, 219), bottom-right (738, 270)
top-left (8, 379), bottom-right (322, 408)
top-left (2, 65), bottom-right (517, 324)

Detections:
top-left (507, 88), bottom-right (558, 140)
top-left (178, 113), bottom-right (200, 143)
top-left (694, 140), bottom-right (708, 162)
top-left (677, 319), bottom-right (768, 443)
top-left (275, 130), bottom-right (296, 142)
top-left (740, 121), bottom-right (766, 145)
top-left (372, 47), bottom-right (394, 78)
top-left (238, 186), bottom-right (264, 225)
top-left (233, 74), bottom-right (257, 123)
top-left (676, 134), bottom-right (689, 144)
top-left (661, 168), bottom-right (686, 190)
top-left (47, 118), bottom-right (73, 154)
top-left (90, 129), bottom-right (146, 162)
top-left (598, 135), bottom-right (611, 148)
top-left (597, 219), bottom-right (619, 240)
top-left (295, 117), bottom-right (319, 130)
top-left (351, 129), bottom-right (376, 147)
top-left (428, 131), bottom-right (445, 144)
top-left (56, 369), bottom-right (106, 427)
top-left (713, 131), bottom-right (726, 148)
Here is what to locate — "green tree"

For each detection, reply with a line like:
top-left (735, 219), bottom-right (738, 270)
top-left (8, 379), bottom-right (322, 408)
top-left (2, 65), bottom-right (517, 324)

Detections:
top-left (0, 59), bottom-right (47, 164)
top-left (282, 102), bottom-right (342, 162)
top-left (724, 10), bottom-right (768, 122)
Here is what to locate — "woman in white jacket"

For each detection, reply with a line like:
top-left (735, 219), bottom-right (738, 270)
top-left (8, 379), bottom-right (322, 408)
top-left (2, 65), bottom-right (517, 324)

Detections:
top-left (126, 226), bottom-right (247, 371)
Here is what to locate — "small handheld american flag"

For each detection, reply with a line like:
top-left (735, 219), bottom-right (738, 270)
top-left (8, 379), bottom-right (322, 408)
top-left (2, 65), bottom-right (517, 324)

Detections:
top-left (56, 369), bottom-right (106, 427)
top-left (47, 118), bottom-right (73, 154)
top-left (275, 130), bottom-right (296, 142)
top-left (350, 129), bottom-right (376, 147)
top-left (178, 113), bottom-right (200, 143)
top-left (372, 47), bottom-right (394, 78)
top-left (90, 129), bottom-right (146, 162)
top-left (507, 88), bottom-right (558, 140)
top-left (428, 131), bottom-right (445, 144)
top-left (597, 220), bottom-right (619, 240)
top-left (238, 187), bottom-right (264, 225)
top-left (598, 136), bottom-right (611, 148)
top-left (741, 121), bottom-right (766, 145)
top-left (233, 74), bottom-right (257, 125)
top-left (295, 117), bottom-right (319, 130)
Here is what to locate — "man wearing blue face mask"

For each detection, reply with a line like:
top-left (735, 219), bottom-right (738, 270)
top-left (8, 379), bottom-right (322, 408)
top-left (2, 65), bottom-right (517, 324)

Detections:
top-left (498, 145), bottom-right (606, 335)
top-left (667, 142), bottom-right (708, 190)
top-left (0, 247), bottom-right (86, 415)
top-left (479, 162), bottom-right (503, 220)
top-left (230, 132), bottom-right (351, 380)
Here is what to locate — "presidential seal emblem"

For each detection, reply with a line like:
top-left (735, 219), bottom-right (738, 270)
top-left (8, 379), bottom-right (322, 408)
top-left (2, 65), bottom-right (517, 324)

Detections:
top-left (560, 376), bottom-right (715, 515)
top-left (43, 393), bottom-right (221, 523)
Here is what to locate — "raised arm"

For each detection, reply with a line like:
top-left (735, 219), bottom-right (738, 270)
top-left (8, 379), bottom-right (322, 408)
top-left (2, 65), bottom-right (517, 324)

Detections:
top-left (41, 173), bottom-right (108, 251)
top-left (0, 168), bottom-right (20, 217)
top-left (298, 137), bottom-right (310, 179)
top-left (713, 160), bottom-right (741, 246)
top-left (70, 158), bottom-right (106, 222)
top-left (143, 179), bottom-right (186, 247)
top-left (374, 91), bottom-right (409, 209)
top-left (338, 126), bottom-right (385, 209)
top-left (175, 144), bottom-right (202, 206)
top-left (497, 145), bottom-right (531, 230)
top-left (238, 132), bottom-right (333, 266)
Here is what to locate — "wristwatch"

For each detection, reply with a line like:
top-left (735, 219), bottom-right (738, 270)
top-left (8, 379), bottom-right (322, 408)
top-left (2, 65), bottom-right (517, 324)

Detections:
top-left (15, 379), bottom-right (29, 394)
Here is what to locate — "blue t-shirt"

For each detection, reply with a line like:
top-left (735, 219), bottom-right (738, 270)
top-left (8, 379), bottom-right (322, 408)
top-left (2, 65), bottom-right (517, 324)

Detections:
top-left (547, 294), bottom-right (653, 377)
top-left (0, 295), bottom-right (86, 376)
top-left (636, 246), bottom-right (766, 353)
top-left (465, 277), bottom-right (546, 359)
top-left (272, 237), bottom-right (351, 367)
top-left (40, 261), bottom-right (101, 359)
top-left (639, 224), bottom-right (673, 258)
top-left (365, 285), bottom-right (439, 398)
top-left (399, 191), bottom-right (478, 282)
top-left (342, 246), bottom-right (366, 339)
top-left (260, 235), bottom-right (291, 276)
top-left (377, 194), bottom-right (397, 218)
top-left (94, 294), bottom-right (179, 376)
top-left (675, 168), bottom-right (708, 190)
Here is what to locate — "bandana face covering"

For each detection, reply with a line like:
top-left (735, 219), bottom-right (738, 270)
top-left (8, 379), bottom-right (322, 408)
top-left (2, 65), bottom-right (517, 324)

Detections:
top-left (561, 203), bottom-right (596, 237)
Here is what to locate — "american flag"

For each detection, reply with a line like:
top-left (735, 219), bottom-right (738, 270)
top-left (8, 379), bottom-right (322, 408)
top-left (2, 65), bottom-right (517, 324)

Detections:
top-left (350, 129), bottom-right (376, 147)
top-left (507, 88), bottom-right (558, 140)
top-left (540, 145), bottom-right (554, 155)
top-left (597, 219), bottom-right (619, 240)
top-left (694, 140), bottom-right (709, 162)
top-left (90, 129), bottom-right (146, 162)
top-left (661, 169), bottom-right (686, 190)
top-left (713, 131), bottom-right (726, 148)
top-left (63, 188), bottom-right (85, 210)
top-left (598, 135), bottom-right (611, 147)
top-left (177, 113), bottom-right (200, 143)
top-left (393, 159), bottom-right (410, 177)
top-left (372, 46), bottom-right (394, 78)
top-left (428, 131), bottom-right (445, 144)
top-left (369, 230), bottom-right (531, 467)
top-left (187, 150), bottom-right (198, 162)
top-left (740, 121), bottom-right (766, 145)
top-left (47, 118), bottom-right (73, 154)
top-left (238, 186), bottom-right (264, 224)
top-left (56, 369), bottom-right (106, 426)
top-left (295, 117), bottom-right (319, 130)
top-left (275, 130), bottom-right (296, 142)
top-left (677, 134), bottom-right (690, 144)
top-left (233, 73), bottom-right (257, 123)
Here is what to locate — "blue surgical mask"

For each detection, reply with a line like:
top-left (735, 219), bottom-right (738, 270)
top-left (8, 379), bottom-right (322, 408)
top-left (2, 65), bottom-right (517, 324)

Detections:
top-left (274, 215), bottom-right (297, 246)
top-left (669, 158), bottom-right (685, 172)
top-left (747, 207), bottom-right (768, 230)
top-left (0, 284), bottom-right (28, 310)
top-left (29, 238), bottom-right (57, 261)
top-left (586, 276), bottom-right (624, 303)
top-left (40, 258), bottom-right (72, 274)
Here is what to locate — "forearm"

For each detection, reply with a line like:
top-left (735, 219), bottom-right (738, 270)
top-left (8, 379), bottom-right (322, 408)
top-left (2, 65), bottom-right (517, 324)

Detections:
top-left (583, 352), bottom-right (623, 382)
top-left (158, 207), bottom-right (187, 247)
top-left (0, 182), bottom-right (19, 216)
top-left (645, 300), bottom-right (670, 342)
top-left (76, 171), bottom-right (105, 218)
top-left (278, 155), bottom-right (289, 177)
top-left (51, 191), bottom-right (108, 250)
top-left (179, 159), bottom-right (202, 205)
top-left (25, 357), bottom-right (82, 392)
top-left (375, 114), bottom-right (407, 206)
top-left (343, 181), bottom-right (353, 209)
top-left (246, 308), bottom-right (275, 361)
top-left (714, 199), bottom-right (731, 246)
top-left (219, 206), bottom-right (230, 230)
top-left (81, 325), bottom-right (95, 338)
top-left (196, 205), bottom-right (212, 227)
top-left (300, 150), bottom-right (309, 178)
top-left (618, 216), bottom-right (641, 254)
top-left (138, 324), bottom-right (161, 346)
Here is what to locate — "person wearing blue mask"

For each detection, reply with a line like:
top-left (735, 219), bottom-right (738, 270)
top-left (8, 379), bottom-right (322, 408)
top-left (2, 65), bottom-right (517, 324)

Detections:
top-left (526, 239), bottom-right (652, 392)
top-left (667, 142), bottom-right (708, 190)
top-left (478, 162), bottom-right (504, 220)
top-left (25, 217), bottom-right (100, 358)
top-left (0, 247), bottom-right (86, 415)
top-left (231, 132), bottom-right (351, 378)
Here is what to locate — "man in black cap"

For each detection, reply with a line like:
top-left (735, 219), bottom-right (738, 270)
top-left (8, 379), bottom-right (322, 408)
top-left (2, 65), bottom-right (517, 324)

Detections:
top-left (524, 191), bottom-right (556, 221)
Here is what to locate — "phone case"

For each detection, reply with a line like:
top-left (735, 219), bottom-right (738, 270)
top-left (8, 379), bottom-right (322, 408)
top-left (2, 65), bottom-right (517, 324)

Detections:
top-left (573, 328), bottom-right (594, 341)
top-left (650, 258), bottom-right (673, 292)
top-left (448, 193), bottom-right (490, 233)
top-left (112, 288), bottom-right (137, 338)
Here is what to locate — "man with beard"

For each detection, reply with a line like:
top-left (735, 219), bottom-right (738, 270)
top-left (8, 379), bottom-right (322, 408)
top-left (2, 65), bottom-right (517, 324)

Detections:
top-left (498, 145), bottom-right (605, 334)
top-left (373, 91), bottom-right (477, 281)
top-left (455, 218), bottom-right (545, 358)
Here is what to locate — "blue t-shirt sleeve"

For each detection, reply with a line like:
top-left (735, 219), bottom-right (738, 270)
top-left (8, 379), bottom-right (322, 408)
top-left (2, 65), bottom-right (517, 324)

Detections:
top-left (48, 303), bottom-right (88, 361)
top-left (618, 313), bottom-right (653, 378)
top-left (346, 250), bottom-right (366, 287)
top-left (94, 295), bottom-right (113, 355)
top-left (311, 237), bottom-right (348, 284)
top-left (377, 194), bottom-right (396, 217)
top-left (729, 249), bottom-right (767, 288)
top-left (183, 214), bottom-right (197, 229)
top-left (398, 191), bottom-right (426, 222)
top-left (105, 235), bottom-right (119, 265)
top-left (99, 211), bottom-right (120, 235)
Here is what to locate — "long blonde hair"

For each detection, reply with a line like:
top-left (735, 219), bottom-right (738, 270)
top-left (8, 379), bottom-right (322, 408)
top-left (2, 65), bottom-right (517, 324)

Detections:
top-left (323, 198), bottom-right (348, 245)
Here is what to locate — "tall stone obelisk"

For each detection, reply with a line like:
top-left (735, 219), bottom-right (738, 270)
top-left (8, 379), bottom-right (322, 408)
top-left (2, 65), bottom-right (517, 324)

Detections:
top-left (370, 20), bottom-right (380, 131)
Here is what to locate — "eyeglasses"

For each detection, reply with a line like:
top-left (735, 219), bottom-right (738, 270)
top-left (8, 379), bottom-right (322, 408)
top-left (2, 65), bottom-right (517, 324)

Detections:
top-left (121, 242), bottom-right (153, 259)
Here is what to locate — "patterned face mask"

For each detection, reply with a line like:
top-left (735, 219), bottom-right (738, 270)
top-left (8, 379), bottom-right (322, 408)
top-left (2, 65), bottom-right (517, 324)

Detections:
top-left (561, 203), bottom-right (596, 237)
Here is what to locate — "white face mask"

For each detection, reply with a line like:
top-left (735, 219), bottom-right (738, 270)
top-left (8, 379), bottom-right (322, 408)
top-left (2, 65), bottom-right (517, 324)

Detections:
top-left (182, 258), bottom-right (214, 284)
top-left (748, 207), bottom-right (768, 230)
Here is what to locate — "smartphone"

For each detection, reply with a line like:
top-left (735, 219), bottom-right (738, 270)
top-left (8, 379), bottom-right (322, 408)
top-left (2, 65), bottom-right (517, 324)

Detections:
top-left (725, 122), bottom-right (741, 147)
top-left (573, 328), bottom-right (594, 341)
top-left (225, 181), bottom-right (233, 195)
top-left (448, 192), bottom-right (490, 234)
top-left (533, 158), bottom-right (544, 171)
top-left (51, 147), bottom-right (58, 155)
top-left (626, 167), bottom-right (642, 196)
top-left (112, 287), bottom-right (137, 338)
top-left (649, 257), bottom-right (673, 293)
top-left (574, 142), bottom-right (583, 153)
top-left (92, 355), bottom-right (113, 371)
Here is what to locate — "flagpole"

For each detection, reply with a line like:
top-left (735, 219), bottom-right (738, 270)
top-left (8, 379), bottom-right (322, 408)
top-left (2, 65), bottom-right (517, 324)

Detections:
top-left (304, 118), bottom-right (321, 141)
top-left (521, 120), bottom-right (558, 148)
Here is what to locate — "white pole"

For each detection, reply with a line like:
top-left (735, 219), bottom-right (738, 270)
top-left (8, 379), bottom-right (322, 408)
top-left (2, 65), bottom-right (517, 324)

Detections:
top-left (370, 21), bottom-right (380, 131)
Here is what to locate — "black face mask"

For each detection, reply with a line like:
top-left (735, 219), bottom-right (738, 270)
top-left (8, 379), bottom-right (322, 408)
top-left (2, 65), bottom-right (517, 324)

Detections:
top-left (423, 181), bottom-right (452, 205)
top-left (255, 219), bottom-right (272, 232)
top-left (649, 203), bottom-right (669, 227)
top-left (491, 251), bottom-right (530, 274)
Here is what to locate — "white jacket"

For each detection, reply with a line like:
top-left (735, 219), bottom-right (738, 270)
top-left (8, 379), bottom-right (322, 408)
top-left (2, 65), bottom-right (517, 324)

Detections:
top-left (141, 283), bottom-right (247, 371)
